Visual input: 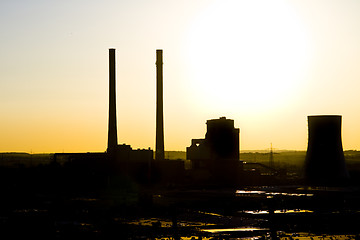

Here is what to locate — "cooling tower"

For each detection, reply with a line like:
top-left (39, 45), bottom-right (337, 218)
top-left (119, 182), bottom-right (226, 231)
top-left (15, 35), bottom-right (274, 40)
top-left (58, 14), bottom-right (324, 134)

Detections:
top-left (107, 49), bottom-right (118, 152)
top-left (155, 49), bottom-right (164, 161)
top-left (305, 115), bottom-right (349, 185)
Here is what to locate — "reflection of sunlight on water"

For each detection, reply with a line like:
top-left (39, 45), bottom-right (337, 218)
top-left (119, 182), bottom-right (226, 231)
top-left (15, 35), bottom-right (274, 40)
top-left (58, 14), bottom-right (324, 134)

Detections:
top-left (153, 233), bottom-right (357, 240)
top-left (114, 209), bottom-right (357, 240)
top-left (236, 190), bottom-right (314, 197)
top-left (155, 237), bottom-right (213, 240)
top-left (202, 227), bottom-right (269, 233)
top-left (241, 209), bottom-right (314, 215)
top-left (274, 209), bottom-right (313, 214)
top-left (196, 210), bottom-right (223, 217)
top-left (242, 210), bottom-right (269, 215)
top-left (279, 232), bottom-right (357, 240)
top-left (116, 217), bottom-right (215, 228)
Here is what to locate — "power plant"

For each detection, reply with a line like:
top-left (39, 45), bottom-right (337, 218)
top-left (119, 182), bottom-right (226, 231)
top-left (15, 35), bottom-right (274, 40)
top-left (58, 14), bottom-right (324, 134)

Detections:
top-left (305, 115), bottom-right (349, 185)
top-left (104, 48), bottom-right (183, 183)
top-left (51, 49), bottom-right (353, 188)
top-left (3, 48), bottom-right (360, 239)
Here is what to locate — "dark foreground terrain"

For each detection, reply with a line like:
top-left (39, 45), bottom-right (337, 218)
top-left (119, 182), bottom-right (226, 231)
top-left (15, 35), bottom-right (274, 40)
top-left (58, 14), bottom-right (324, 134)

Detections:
top-left (1, 152), bottom-right (360, 239)
top-left (1, 170), bottom-right (360, 239)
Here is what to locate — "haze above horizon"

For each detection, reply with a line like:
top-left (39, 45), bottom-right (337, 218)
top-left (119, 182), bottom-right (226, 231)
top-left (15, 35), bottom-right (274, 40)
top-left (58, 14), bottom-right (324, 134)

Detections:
top-left (1, 0), bottom-right (360, 153)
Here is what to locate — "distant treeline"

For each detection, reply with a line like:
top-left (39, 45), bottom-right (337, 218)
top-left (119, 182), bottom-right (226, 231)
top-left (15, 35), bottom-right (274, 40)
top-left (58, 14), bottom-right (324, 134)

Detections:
top-left (1, 150), bottom-right (360, 170)
top-left (241, 150), bottom-right (360, 165)
top-left (0, 152), bottom-right (53, 168)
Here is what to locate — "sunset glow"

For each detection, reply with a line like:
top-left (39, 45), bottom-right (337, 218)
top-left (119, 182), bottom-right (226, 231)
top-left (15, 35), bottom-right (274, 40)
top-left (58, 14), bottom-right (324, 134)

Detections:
top-left (1, 0), bottom-right (360, 152)
top-left (186, 0), bottom-right (312, 112)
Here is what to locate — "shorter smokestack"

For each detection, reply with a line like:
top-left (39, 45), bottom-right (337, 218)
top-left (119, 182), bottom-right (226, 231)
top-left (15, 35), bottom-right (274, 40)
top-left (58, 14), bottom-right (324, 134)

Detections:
top-left (107, 48), bottom-right (118, 153)
top-left (305, 115), bottom-right (349, 185)
top-left (155, 49), bottom-right (164, 161)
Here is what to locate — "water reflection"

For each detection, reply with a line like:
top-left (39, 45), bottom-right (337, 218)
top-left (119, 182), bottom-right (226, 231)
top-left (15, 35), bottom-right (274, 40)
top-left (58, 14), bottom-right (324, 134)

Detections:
top-left (241, 209), bottom-right (314, 215)
top-left (278, 232), bottom-right (356, 240)
top-left (151, 232), bottom-right (357, 240)
top-left (202, 227), bottom-right (269, 233)
top-left (116, 217), bottom-right (216, 228)
top-left (154, 237), bottom-right (213, 240)
top-left (274, 209), bottom-right (313, 214)
top-left (196, 211), bottom-right (223, 217)
top-left (236, 190), bottom-right (314, 197)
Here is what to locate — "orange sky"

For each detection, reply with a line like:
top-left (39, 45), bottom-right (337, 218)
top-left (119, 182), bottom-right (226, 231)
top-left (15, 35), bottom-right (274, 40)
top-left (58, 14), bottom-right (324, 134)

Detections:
top-left (1, 0), bottom-right (360, 153)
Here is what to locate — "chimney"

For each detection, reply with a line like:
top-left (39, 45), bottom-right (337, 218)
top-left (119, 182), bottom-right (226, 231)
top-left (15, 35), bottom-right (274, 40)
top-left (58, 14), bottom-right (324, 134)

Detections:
top-left (305, 115), bottom-right (349, 185)
top-left (107, 48), bottom-right (118, 152)
top-left (155, 49), bottom-right (165, 161)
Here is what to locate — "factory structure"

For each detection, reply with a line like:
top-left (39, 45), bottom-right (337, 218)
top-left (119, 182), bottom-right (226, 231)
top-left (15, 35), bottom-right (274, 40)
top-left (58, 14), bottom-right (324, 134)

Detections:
top-left (55, 49), bottom-right (186, 185)
top-left (53, 48), bottom-right (349, 187)
top-left (186, 117), bottom-right (242, 185)
top-left (105, 49), bottom-right (155, 182)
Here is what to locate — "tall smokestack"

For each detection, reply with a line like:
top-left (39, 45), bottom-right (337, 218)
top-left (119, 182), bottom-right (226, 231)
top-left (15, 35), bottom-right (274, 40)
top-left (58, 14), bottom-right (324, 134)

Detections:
top-left (107, 48), bottom-right (118, 152)
top-left (305, 115), bottom-right (349, 185)
top-left (155, 49), bottom-right (165, 161)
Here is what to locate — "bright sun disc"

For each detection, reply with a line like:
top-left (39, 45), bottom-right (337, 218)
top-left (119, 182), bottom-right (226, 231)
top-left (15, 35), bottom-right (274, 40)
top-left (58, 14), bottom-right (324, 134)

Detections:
top-left (186, 0), bottom-right (311, 113)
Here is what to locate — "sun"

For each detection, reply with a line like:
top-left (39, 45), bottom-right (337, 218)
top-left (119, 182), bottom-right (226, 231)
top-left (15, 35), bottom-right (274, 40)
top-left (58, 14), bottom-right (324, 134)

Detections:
top-left (186, 0), bottom-right (312, 113)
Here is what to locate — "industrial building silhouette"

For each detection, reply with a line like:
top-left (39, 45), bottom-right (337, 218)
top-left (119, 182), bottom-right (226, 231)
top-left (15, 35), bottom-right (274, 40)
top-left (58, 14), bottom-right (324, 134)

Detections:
top-left (55, 49), bottom-right (185, 185)
top-left (305, 115), bottom-right (349, 185)
top-left (103, 48), bottom-right (244, 185)
top-left (187, 117), bottom-right (242, 185)
top-left (52, 49), bottom-right (351, 187)
top-left (1, 49), bottom-right (359, 239)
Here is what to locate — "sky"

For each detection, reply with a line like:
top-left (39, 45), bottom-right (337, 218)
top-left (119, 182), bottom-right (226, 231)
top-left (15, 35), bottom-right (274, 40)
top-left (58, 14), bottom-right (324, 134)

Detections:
top-left (1, 0), bottom-right (360, 153)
